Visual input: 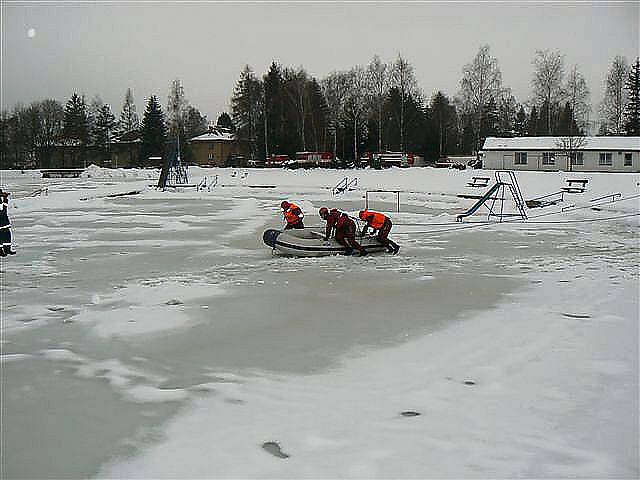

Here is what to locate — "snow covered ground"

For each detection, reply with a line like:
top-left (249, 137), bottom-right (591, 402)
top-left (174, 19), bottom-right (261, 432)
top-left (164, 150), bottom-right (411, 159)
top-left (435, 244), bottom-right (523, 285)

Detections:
top-left (1, 166), bottom-right (638, 478)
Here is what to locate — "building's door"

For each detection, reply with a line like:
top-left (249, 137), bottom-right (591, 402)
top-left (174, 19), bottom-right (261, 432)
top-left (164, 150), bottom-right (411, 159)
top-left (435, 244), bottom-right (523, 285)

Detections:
top-left (502, 153), bottom-right (512, 170)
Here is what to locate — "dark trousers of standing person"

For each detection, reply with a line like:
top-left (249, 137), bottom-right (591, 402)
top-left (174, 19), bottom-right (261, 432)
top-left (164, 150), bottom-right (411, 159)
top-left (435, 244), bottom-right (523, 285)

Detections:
top-left (284, 220), bottom-right (304, 230)
top-left (336, 222), bottom-right (366, 255)
top-left (377, 219), bottom-right (399, 254)
top-left (0, 228), bottom-right (14, 256)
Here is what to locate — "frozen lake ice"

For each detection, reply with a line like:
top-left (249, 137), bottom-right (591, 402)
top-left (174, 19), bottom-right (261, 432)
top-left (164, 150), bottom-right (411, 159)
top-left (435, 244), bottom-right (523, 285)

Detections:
top-left (1, 167), bottom-right (638, 478)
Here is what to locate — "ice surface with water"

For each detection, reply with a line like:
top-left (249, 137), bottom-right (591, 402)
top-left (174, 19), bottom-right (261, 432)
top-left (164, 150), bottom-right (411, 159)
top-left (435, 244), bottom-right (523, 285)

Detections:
top-left (1, 166), bottom-right (638, 478)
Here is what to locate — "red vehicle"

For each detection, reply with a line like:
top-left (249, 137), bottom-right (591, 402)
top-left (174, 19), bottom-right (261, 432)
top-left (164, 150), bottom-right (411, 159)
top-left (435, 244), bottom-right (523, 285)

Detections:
top-left (285, 152), bottom-right (334, 169)
top-left (361, 151), bottom-right (424, 168)
top-left (265, 154), bottom-right (289, 168)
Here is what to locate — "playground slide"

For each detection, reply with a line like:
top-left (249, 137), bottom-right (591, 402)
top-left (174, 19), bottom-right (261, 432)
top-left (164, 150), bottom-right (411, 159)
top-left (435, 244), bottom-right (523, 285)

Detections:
top-left (456, 182), bottom-right (502, 222)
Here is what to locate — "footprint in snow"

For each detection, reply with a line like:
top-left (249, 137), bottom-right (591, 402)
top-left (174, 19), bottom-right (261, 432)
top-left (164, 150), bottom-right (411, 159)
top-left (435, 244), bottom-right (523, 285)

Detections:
top-left (562, 313), bottom-right (591, 319)
top-left (262, 441), bottom-right (289, 459)
top-left (401, 411), bottom-right (421, 417)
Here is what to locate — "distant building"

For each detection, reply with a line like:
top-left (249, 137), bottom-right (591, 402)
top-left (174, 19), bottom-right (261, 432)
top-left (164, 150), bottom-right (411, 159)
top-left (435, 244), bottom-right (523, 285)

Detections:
top-left (110, 130), bottom-right (141, 168)
top-left (41, 132), bottom-right (139, 169)
top-left (188, 126), bottom-right (246, 167)
top-left (43, 139), bottom-right (100, 169)
top-left (481, 136), bottom-right (640, 173)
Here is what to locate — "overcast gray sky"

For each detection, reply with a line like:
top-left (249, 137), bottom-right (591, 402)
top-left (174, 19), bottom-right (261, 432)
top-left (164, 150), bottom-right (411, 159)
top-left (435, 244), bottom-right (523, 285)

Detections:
top-left (2, 2), bottom-right (638, 123)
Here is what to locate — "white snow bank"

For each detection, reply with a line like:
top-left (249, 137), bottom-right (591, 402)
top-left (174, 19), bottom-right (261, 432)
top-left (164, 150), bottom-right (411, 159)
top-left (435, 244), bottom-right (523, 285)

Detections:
top-left (81, 164), bottom-right (159, 179)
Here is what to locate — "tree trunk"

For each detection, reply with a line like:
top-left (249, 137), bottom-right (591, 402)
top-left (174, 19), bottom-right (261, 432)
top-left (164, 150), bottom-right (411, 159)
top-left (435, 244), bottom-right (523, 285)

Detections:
top-left (353, 116), bottom-right (358, 165)
top-left (378, 105), bottom-right (382, 152)
top-left (400, 91), bottom-right (405, 152)
top-left (264, 105), bottom-right (269, 161)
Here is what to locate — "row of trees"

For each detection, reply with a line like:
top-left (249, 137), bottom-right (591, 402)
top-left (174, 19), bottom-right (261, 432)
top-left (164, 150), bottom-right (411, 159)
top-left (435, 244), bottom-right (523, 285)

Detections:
top-left (230, 56), bottom-right (463, 165)
top-left (229, 50), bottom-right (640, 164)
top-left (2, 48), bottom-right (639, 169)
top-left (1, 82), bottom-right (210, 169)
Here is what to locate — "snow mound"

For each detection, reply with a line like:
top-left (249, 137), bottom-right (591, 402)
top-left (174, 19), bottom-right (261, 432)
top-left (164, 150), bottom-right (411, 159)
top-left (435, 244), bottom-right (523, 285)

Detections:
top-left (81, 164), bottom-right (159, 179)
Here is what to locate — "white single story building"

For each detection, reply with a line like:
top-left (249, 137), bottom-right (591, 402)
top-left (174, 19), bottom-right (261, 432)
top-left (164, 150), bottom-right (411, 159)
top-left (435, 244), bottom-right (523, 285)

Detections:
top-left (481, 136), bottom-right (640, 173)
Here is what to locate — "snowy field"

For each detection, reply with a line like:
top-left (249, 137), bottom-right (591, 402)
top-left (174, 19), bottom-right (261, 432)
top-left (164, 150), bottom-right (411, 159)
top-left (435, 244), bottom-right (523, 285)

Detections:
top-left (1, 165), bottom-right (638, 479)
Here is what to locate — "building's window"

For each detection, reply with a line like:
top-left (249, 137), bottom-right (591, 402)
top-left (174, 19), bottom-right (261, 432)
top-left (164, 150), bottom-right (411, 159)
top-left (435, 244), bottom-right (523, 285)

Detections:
top-left (542, 152), bottom-right (555, 165)
top-left (599, 152), bottom-right (612, 166)
top-left (208, 153), bottom-right (214, 161)
top-left (514, 152), bottom-right (527, 165)
top-left (624, 153), bottom-right (632, 166)
top-left (570, 151), bottom-right (584, 165)
top-left (209, 143), bottom-right (215, 151)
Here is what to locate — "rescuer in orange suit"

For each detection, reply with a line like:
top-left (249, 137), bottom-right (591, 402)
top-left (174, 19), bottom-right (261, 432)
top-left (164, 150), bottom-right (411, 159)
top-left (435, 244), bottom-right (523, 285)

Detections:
top-left (359, 209), bottom-right (400, 254)
top-left (319, 207), bottom-right (367, 256)
top-left (281, 201), bottom-right (304, 229)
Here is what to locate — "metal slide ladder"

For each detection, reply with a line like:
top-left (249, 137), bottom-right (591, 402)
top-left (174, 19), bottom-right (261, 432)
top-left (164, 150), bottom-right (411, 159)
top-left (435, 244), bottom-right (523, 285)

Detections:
top-left (332, 177), bottom-right (358, 195)
top-left (457, 170), bottom-right (527, 222)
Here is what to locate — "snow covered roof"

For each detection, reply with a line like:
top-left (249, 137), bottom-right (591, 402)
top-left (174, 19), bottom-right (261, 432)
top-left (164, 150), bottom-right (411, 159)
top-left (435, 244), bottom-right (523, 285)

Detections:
top-left (189, 127), bottom-right (236, 142)
top-left (483, 136), bottom-right (640, 151)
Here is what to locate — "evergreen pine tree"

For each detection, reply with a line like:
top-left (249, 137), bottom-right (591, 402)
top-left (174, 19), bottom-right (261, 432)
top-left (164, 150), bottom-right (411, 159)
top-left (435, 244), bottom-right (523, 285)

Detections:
top-left (216, 112), bottom-right (234, 130)
top-left (481, 96), bottom-right (500, 138)
top-left (184, 106), bottom-right (208, 139)
top-left (557, 102), bottom-right (573, 135)
top-left (263, 62), bottom-right (285, 157)
top-left (538, 100), bottom-right (552, 135)
top-left (623, 58), bottom-right (640, 135)
top-left (140, 95), bottom-right (167, 167)
top-left (527, 105), bottom-right (538, 136)
top-left (231, 65), bottom-right (263, 163)
top-left (63, 93), bottom-right (89, 144)
top-left (306, 77), bottom-right (328, 152)
top-left (430, 91), bottom-right (457, 158)
top-left (515, 106), bottom-right (527, 136)
top-left (119, 88), bottom-right (139, 135)
top-left (93, 103), bottom-right (116, 164)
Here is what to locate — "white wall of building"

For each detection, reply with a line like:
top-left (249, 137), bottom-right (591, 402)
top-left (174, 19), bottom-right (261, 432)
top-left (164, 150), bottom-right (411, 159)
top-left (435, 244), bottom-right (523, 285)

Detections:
top-left (482, 137), bottom-right (640, 173)
top-left (483, 150), bottom-right (639, 172)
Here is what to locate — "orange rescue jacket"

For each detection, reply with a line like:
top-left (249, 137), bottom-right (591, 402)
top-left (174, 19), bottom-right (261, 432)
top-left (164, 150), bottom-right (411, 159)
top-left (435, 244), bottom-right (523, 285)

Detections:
top-left (284, 202), bottom-right (303, 225)
top-left (362, 210), bottom-right (387, 230)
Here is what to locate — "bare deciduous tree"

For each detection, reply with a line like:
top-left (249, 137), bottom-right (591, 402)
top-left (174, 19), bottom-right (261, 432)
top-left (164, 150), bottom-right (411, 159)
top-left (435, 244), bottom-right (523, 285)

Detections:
top-left (344, 66), bottom-right (369, 164)
top-left (367, 55), bottom-right (390, 152)
top-left (531, 49), bottom-right (565, 134)
top-left (322, 71), bottom-right (350, 161)
top-left (556, 135), bottom-right (587, 172)
top-left (565, 65), bottom-right (590, 133)
top-left (457, 45), bottom-right (503, 152)
top-left (284, 67), bottom-right (310, 151)
top-left (599, 56), bottom-right (629, 134)
top-left (166, 78), bottom-right (188, 138)
top-left (391, 54), bottom-right (419, 152)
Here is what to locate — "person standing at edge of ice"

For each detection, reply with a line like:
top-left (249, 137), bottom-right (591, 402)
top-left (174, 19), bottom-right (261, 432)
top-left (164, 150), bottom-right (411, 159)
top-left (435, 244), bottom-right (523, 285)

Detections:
top-left (0, 189), bottom-right (16, 256)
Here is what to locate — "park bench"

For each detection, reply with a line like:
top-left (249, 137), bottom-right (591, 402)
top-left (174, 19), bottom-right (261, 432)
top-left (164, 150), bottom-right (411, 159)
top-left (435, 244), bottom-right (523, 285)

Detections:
top-left (467, 176), bottom-right (490, 187)
top-left (562, 178), bottom-right (588, 193)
